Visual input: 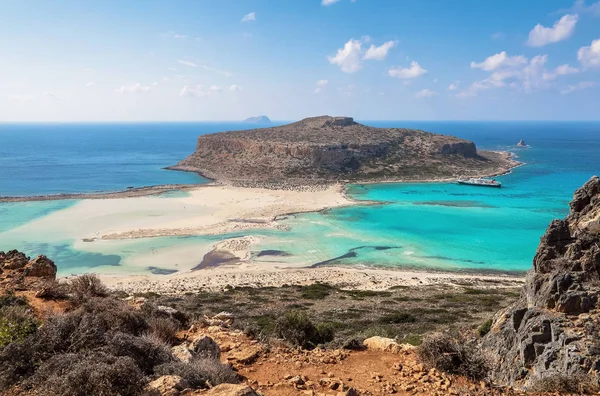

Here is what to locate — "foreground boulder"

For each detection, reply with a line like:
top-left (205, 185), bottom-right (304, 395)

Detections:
top-left (201, 384), bottom-right (258, 396)
top-left (482, 176), bottom-right (600, 388)
top-left (0, 250), bottom-right (57, 291)
top-left (145, 375), bottom-right (191, 396)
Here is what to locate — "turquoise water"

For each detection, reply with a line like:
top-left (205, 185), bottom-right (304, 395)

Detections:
top-left (0, 121), bottom-right (599, 274)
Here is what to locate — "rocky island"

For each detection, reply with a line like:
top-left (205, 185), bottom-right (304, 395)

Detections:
top-left (171, 116), bottom-right (518, 187)
top-left (243, 115), bottom-right (271, 124)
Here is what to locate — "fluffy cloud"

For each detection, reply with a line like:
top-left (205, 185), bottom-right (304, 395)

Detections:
top-left (470, 51), bottom-right (527, 71)
top-left (322, 0), bottom-right (342, 5)
top-left (241, 12), bottom-right (256, 22)
top-left (560, 81), bottom-right (595, 94)
top-left (314, 79), bottom-right (329, 93)
top-left (415, 89), bottom-right (438, 98)
top-left (229, 84), bottom-right (243, 92)
top-left (328, 39), bottom-right (363, 73)
top-left (578, 38), bottom-right (600, 68)
top-left (363, 40), bottom-right (396, 60)
top-left (85, 82), bottom-right (95, 87)
top-left (448, 83), bottom-right (459, 90)
top-left (527, 14), bottom-right (578, 47)
top-left (542, 64), bottom-right (579, 80)
top-left (116, 83), bottom-right (153, 94)
top-left (388, 61), bottom-right (427, 79)
top-left (329, 38), bottom-right (397, 72)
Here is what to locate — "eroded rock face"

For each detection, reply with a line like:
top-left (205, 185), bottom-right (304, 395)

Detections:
top-left (483, 176), bottom-right (600, 388)
top-left (171, 116), bottom-right (515, 187)
top-left (0, 250), bottom-right (57, 291)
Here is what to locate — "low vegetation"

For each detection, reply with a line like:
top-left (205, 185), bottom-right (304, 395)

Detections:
top-left (0, 274), bottom-right (237, 395)
top-left (417, 332), bottom-right (489, 381)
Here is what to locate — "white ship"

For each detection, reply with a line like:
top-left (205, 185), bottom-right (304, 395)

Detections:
top-left (456, 177), bottom-right (502, 188)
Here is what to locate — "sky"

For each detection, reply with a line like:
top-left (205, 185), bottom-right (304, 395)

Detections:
top-left (0, 0), bottom-right (599, 121)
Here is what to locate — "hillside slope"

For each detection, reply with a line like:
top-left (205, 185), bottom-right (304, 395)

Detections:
top-left (171, 116), bottom-right (517, 187)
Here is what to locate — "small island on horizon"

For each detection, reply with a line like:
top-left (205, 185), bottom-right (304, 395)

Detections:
top-left (243, 115), bottom-right (271, 124)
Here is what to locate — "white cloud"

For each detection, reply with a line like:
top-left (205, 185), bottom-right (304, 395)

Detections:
top-left (241, 12), bottom-right (256, 22)
top-left (322, 0), bottom-right (342, 5)
top-left (578, 38), bottom-right (600, 68)
top-left (522, 55), bottom-right (549, 92)
top-left (177, 60), bottom-right (197, 68)
top-left (560, 81), bottom-right (595, 94)
top-left (527, 14), bottom-right (578, 47)
top-left (448, 83), bottom-right (458, 90)
top-left (209, 85), bottom-right (221, 92)
top-left (85, 82), bottom-right (95, 87)
top-left (388, 61), bottom-right (427, 79)
top-left (116, 83), bottom-right (153, 94)
top-left (314, 79), bottom-right (329, 93)
top-left (229, 84), bottom-right (243, 92)
top-left (542, 64), bottom-right (579, 80)
top-left (167, 67), bottom-right (176, 72)
top-left (491, 32), bottom-right (505, 40)
top-left (328, 39), bottom-right (363, 73)
top-left (363, 40), bottom-right (396, 60)
top-left (556, 0), bottom-right (600, 17)
top-left (415, 89), bottom-right (438, 98)
top-left (470, 51), bottom-right (527, 71)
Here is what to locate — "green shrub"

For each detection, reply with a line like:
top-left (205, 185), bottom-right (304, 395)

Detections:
top-left (274, 310), bottom-right (335, 349)
top-left (147, 316), bottom-right (179, 345)
top-left (103, 332), bottom-right (172, 375)
top-left (0, 306), bottom-right (38, 347)
top-left (478, 319), bottom-right (492, 337)
top-left (378, 311), bottom-right (416, 324)
top-left (300, 283), bottom-right (335, 300)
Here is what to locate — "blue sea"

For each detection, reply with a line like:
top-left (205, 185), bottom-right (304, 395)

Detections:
top-left (1, 121), bottom-right (599, 275)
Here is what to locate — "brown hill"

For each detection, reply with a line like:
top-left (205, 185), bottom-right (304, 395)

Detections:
top-left (170, 116), bottom-right (517, 187)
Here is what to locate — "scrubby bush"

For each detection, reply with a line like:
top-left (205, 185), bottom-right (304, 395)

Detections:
top-left (478, 319), bottom-right (492, 337)
top-left (417, 332), bottom-right (489, 381)
top-left (36, 279), bottom-right (70, 300)
top-left (147, 316), bottom-right (180, 345)
top-left (378, 311), bottom-right (416, 324)
top-left (154, 358), bottom-right (239, 388)
top-left (68, 273), bottom-right (109, 303)
top-left (529, 372), bottom-right (600, 394)
top-left (274, 310), bottom-right (335, 349)
top-left (103, 332), bottom-right (172, 374)
top-left (300, 283), bottom-right (335, 300)
top-left (27, 353), bottom-right (145, 396)
top-left (0, 306), bottom-right (38, 347)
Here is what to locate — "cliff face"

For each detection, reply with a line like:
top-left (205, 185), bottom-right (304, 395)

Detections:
top-left (172, 116), bottom-right (514, 187)
top-left (483, 176), bottom-right (600, 388)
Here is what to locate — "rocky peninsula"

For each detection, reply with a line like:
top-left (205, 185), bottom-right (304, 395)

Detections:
top-left (170, 116), bottom-right (519, 188)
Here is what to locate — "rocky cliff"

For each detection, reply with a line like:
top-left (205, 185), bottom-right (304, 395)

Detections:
top-left (171, 116), bottom-right (517, 187)
top-left (482, 176), bottom-right (600, 388)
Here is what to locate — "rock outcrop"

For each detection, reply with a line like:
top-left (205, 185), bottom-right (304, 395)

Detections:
top-left (517, 140), bottom-right (527, 147)
top-left (171, 116), bottom-right (517, 187)
top-left (0, 250), bottom-right (57, 291)
top-left (483, 176), bottom-right (600, 388)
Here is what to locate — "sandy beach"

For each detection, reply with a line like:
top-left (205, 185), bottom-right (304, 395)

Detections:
top-left (100, 263), bottom-right (525, 295)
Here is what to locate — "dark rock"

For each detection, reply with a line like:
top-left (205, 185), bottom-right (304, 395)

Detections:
top-left (0, 250), bottom-right (30, 270)
top-left (482, 176), bottom-right (600, 388)
top-left (24, 255), bottom-right (57, 278)
top-left (517, 140), bottom-right (527, 146)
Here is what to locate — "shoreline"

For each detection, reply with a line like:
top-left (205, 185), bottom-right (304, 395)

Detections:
top-left (98, 263), bottom-right (526, 295)
top-left (1, 150), bottom-right (522, 203)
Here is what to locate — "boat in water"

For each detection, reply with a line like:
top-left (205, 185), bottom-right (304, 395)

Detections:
top-left (456, 177), bottom-right (502, 188)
